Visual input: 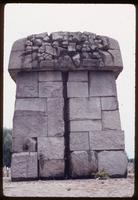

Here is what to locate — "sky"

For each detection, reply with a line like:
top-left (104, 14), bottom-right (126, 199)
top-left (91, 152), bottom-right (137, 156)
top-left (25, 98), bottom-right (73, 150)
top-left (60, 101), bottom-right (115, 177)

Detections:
top-left (4, 4), bottom-right (135, 158)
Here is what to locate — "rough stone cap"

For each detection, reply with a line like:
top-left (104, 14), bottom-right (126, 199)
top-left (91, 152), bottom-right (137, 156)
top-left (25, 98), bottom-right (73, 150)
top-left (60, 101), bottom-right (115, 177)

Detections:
top-left (8, 31), bottom-right (123, 81)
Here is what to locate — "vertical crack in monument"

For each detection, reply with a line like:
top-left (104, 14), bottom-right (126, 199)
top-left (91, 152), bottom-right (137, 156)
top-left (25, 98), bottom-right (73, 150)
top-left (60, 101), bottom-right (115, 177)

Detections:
top-left (9, 31), bottom-right (128, 181)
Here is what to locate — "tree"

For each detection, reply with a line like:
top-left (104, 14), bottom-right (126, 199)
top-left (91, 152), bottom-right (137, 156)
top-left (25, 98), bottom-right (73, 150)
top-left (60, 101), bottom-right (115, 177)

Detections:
top-left (3, 128), bottom-right (12, 167)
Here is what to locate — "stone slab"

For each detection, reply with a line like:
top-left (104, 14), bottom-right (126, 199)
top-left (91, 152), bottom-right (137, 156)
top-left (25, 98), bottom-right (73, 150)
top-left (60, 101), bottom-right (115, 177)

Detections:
top-left (98, 151), bottom-right (128, 177)
top-left (108, 50), bottom-right (123, 67)
top-left (11, 152), bottom-right (38, 179)
top-left (12, 137), bottom-right (37, 153)
top-left (47, 98), bottom-right (64, 137)
top-left (89, 71), bottom-right (117, 97)
top-left (13, 112), bottom-right (48, 137)
top-left (39, 82), bottom-right (63, 98)
top-left (38, 137), bottom-right (64, 160)
top-left (102, 110), bottom-right (121, 130)
top-left (39, 159), bottom-right (65, 178)
top-left (90, 151), bottom-right (98, 173)
top-left (101, 97), bottom-right (118, 110)
top-left (68, 71), bottom-right (88, 82)
top-left (16, 72), bottom-right (38, 98)
top-left (39, 71), bottom-right (62, 81)
top-left (70, 120), bottom-right (102, 132)
top-left (89, 130), bottom-right (125, 150)
top-left (70, 132), bottom-right (89, 151)
top-left (69, 97), bottom-right (101, 120)
top-left (67, 82), bottom-right (88, 97)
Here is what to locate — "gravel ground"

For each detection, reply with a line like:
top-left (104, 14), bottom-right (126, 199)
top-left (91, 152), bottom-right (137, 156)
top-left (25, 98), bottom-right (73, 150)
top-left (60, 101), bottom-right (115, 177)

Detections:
top-left (3, 174), bottom-right (134, 197)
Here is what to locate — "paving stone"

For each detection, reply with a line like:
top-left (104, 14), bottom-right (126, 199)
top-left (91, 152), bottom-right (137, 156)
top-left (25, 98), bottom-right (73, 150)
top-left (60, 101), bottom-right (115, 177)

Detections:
top-left (70, 132), bottom-right (89, 151)
top-left (11, 38), bottom-right (26, 51)
top-left (39, 71), bottom-right (62, 81)
top-left (39, 82), bottom-right (63, 98)
top-left (89, 71), bottom-right (117, 97)
top-left (13, 112), bottom-right (48, 137)
top-left (102, 110), bottom-right (121, 130)
top-left (101, 97), bottom-right (118, 110)
top-left (69, 97), bottom-right (101, 120)
top-left (47, 98), bottom-right (64, 137)
top-left (68, 71), bottom-right (88, 82)
top-left (16, 72), bottom-right (38, 98)
top-left (11, 152), bottom-right (38, 179)
top-left (108, 50), bottom-right (123, 67)
top-left (70, 120), bottom-right (102, 132)
top-left (67, 82), bottom-right (88, 97)
top-left (38, 137), bottom-right (64, 160)
top-left (12, 137), bottom-right (37, 153)
top-left (89, 130), bottom-right (125, 150)
top-left (39, 159), bottom-right (65, 178)
top-left (98, 151), bottom-right (128, 177)
top-left (15, 98), bottom-right (46, 113)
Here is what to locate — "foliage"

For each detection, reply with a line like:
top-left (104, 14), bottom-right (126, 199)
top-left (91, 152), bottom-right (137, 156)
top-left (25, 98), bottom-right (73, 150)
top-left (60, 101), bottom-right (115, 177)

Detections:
top-left (94, 169), bottom-right (109, 180)
top-left (3, 128), bottom-right (12, 167)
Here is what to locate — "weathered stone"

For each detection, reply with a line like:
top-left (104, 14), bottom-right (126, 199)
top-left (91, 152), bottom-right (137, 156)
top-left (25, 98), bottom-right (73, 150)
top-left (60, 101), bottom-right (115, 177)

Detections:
top-left (35, 32), bottom-right (48, 39)
top-left (38, 137), bottom-right (64, 160)
top-left (39, 82), bottom-right (63, 98)
top-left (39, 60), bottom-right (55, 68)
top-left (51, 32), bottom-right (64, 41)
top-left (58, 55), bottom-right (75, 68)
top-left (68, 43), bottom-right (76, 52)
top-left (22, 54), bottom-right (32, 69)
top-left (45, 45), bottom-right (57, 56)
top-left (47, 98), bottom-right (64, 137)
top-left (90, 151), bottom-right (98, 173)
top-left (99, 51), bottom-right (113, 66)
top-left (11, 152), bottom-right (38, 179)
top-left (69, 97), bottom-right (101, 120)
top-left (12, 137), bottom-right (37, 153)
top-left (8, 51), bottom-right (24, 70)
top-left (67, 82), bottom-right (88, 97)
top-left (98, 151), bottom-right (128, 177)
top-left (82, 59), bottom-right (99, 67)
top-left (72, 54), bottom-right (80, 66)
top-left (33, 39), bottom-right (42, 46)
top-left (70, 120), bottom-right (102, 132)
top-left (11, 38), bottom-right (26, 51)
top-left (13, 113), bottom-right (48, 137)
top-left (89, 71), bottom-right (117, 97)
top-left (15, 98), bottom-right (46, 113)
top-left (70, 132), bottom-right (89, 151)
top-left (108, 37), bottom-right (120, 50)
top-left (68, 71), bottom-right (88, 82)
top-left (16, 72), bottom-right (38, 98)
top-left (101, 97), bottom-right (118, 110)
top-left (102, 110), bottom-right (121, 130)
top-left (39, 71), bottom-right (62, 81)
top-left (108, 50), bottom-right (123, 67)
top-left (39, 159), bottom-right (65, 178)
top-left (89, 130), bottom-right (125, 150)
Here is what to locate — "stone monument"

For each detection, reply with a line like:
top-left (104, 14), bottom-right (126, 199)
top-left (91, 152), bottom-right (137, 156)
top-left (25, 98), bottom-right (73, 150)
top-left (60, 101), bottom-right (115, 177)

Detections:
top-left (8, 31), bottom-right (128, 181)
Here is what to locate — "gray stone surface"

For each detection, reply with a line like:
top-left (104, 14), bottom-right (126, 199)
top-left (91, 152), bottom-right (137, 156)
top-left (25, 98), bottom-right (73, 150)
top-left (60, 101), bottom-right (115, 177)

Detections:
top-left (39, 82), bottom-right (63, 98)
top-left (8, 51), bottom-right (24, 70)
top-left (11, 152), bottom-right (38, 179)
top-left (16, 72), bottom-right (38, 98)
top-left (68, 71), bottom-right (88, 82)
top-left (12, 137), bottom-right (37, 153)
top-left (89, 71), bottom-right (117, 97)
top-left (13, 112), bottom-right (48, 137)
top-left (70, 120), bottom-right (102, 132)
top-left (99, 51), bottom-right (113, 66)
top-left (101, 97), bottom-right (118, 110)
top-left (98, 151), bottom-right (128, 177)
top-left (67, 82), bottom-right (88, 97)
top-left (70, 132), bottom-right (89, 151)
top-left (47, 98), bottom-right (64, 137)
top-left (69, 97), bottom-right (101, 120)
top-left (108, 50), bottom-right (123, 67)
top-left (39, 71), bottom-right (62, 81)
top-left (39, 159), bottom-right (65, 178)
top-left (11, 38), bottom-right (26, 51)
top-left (90, 151), bottom-right (98, 173)
top-left (108, 37), bottom-right (120, 50)
top-left (89, 130), bottom-right (125, 150)
top-left (38, 137), bottom-right (64, 160)
top-left (102, 110), bottom-right (121, 130)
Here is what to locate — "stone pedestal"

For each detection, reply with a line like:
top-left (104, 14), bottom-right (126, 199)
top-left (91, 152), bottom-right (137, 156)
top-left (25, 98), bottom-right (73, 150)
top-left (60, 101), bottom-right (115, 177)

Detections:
top-left (9, 31), bottom-right (128, 180)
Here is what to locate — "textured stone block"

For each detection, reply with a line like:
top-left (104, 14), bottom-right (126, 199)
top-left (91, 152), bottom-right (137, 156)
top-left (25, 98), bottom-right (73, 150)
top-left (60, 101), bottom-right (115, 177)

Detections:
top-left (13, 112), bottom-right (48, 137)
top-left (39, 71), bottom-right (62, 81)
top-left (70, 132), bottom-right (89, 151)
top-left (12, 137), bottom-right (37, 153)
top-left (69, 97), bottom-right (101, 120)
top-left (39, 82), bottom-right (63, 98)
top-left (108, 50), bottom-right (123, 67)
top-left (22, 54), bottom-right (32, 69)
top-left (67, 82), bottom-right (88, 97)
top-left (89, 130), bottom-right (125, 150)
top-left (102, 110), bottom-right (121, 130)
top-left (89, 71), bottom-right (117, 97)
top-left (15, 98), bottom-right (46, 113)
top-left (16, 72), bottom-right (38, 98)
top-left (68, 71), bottom-right (88, 82)
top-left (47, 98), bottom-right (64, 137)
top-left (90, 151), bottom-right (98, 173)
top-left (11, 152), bottom-right (38, 179)
top-left (70, 120), bottom-right (102, 132)
top-left (39, 159), bottom-right (65, 178)
top-left (99, 51), bottom-right (113, 66)
top-left (98, 151), bottom-right (128, 177)
top-left (101, 97), bottom-right (118, 110)
top-left (38, 137), bottom-right (64, 160)
top-left (11, 38), bottom-right (26, 51)
top-left (108, 37), bottom-right (120, 50)
top-left (9, 51), bottom-right (24, 70)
